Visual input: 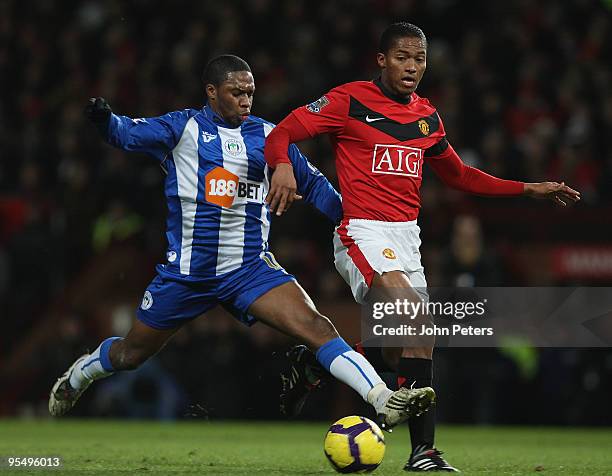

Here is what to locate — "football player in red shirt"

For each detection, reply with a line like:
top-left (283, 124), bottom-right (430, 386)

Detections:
top-left (265, 23), bottom-right (579, 472)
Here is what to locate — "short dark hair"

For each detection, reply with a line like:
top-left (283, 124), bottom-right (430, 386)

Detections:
top-left (379, 22), bottom-right (427, 53)
top-left (202, 55), bottom-right (251, 86)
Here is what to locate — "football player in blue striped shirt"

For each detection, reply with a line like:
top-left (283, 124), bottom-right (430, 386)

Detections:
top-left (49, 55), bottom-right (434, 427)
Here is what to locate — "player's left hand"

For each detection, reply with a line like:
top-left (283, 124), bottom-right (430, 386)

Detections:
top-left (266, 163), bottom-right (302, 216)
top-left (524, 182), bottom-right (581, 206)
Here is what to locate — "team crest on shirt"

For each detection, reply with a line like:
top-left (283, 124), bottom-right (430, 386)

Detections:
top-left (418, 119), bottom-right (430, 136)
top-left (382, 248), bottom-right (397, 260)
top-left (224, 138), bottom-right (243, 156)
top-left (141, 291), bottom-right (153, 310)
top-left (306, 95), bottom-right (329, 113)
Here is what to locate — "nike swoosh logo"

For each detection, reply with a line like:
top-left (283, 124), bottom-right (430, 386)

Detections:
top-left (365, 115), bottom-right (385, 122)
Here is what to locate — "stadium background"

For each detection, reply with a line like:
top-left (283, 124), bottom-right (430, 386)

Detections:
top-left (1, 0), bottom-right (611, 426)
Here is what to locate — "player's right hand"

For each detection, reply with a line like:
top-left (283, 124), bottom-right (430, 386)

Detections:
top-left (84, 97), bottom-right (112, 124)
top-left (266, 163), bottom-right (302, 216)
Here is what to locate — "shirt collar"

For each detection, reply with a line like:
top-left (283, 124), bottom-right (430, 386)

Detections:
top-left (373, 77), bottom-right (412, 105)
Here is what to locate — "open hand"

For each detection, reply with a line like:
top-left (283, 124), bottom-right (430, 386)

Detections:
top-left (524, 182), bottom-right (581, 206)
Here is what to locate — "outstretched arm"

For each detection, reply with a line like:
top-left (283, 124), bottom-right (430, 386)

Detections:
top-left (85, 97), bottom-right (190, 161)
top-left (426, 139), bottom-right (580, 205)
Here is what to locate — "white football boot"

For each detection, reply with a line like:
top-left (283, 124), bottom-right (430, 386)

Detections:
top-left (49, 354), bottom-right (91, 417)
top-left (377, 386), bottom-right (436, 431)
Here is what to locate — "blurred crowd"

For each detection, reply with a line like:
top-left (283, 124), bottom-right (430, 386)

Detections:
top-left (1, 0), bottom-right (611, 423)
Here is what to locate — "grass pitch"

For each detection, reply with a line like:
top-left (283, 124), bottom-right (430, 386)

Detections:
top-left (0, 420), bottom-right (611, 475)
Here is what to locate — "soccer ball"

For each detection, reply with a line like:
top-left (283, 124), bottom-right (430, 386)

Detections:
top-left (323, 415), bottom-right (385, 473)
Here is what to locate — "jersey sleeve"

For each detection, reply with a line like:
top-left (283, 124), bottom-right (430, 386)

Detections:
top-left (423, 110), bottom-right (523, 195)
top-left (425, 140), bottom-right (524, 196)
top-left (106, 110), bottom-right (193, 161)
top-left (288, 144), bottom-right (342, 224)
top-left (291, 88), bottom-right (350, 137)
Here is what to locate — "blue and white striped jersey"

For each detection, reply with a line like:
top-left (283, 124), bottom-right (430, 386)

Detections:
top-left (105, 105), bottom-right (342, 279)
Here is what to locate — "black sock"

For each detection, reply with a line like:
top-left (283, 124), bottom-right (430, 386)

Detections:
top-left (398, 357), bottom-right (435, 453)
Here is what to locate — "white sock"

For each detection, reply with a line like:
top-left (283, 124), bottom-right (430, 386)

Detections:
top-left (316, 338), bottom-right (390, 409)
top-left (69, 337), bottom-right (121, 390)
top-left (328, 350), bottom-right (386, 400)
top-left (366, 383), bottom-right (394, 414)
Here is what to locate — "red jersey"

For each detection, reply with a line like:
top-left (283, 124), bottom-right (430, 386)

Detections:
top-left (266, 79), bottom-right (523, 222)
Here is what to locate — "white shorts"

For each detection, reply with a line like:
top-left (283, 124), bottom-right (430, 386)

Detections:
top-left (333, 218), bottom-right (428, 304)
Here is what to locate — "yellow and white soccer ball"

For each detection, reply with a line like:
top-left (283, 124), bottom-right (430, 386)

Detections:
top-left (324, 415), bottom-right (385, 473)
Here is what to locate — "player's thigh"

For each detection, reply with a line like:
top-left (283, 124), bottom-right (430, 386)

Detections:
top-left (334, 221), bottom-right (415, 304)
top-left (371, 270), bottom-right (422, 300)
top-left (371, 271), bottom-right (433, 357)
top-left (220, 253), bottom-right (338, 348)
top-left (371, 269), bottom-right (411, 287)
top-left (248, 280), bottom-right (338, 349)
